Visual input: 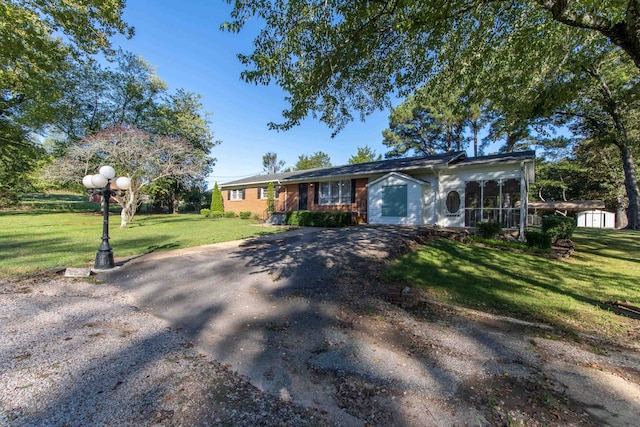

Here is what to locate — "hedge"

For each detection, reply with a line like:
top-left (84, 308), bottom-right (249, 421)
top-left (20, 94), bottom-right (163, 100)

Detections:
top-left (200, 208), bottom-right (210, 217)
top-left (285, 210), bottom-right (352, 227)
top-left (209, 211), bottom-right (224, 219)
top-left (239, 211), bottom-right (252, 219)
top-left (224, 211), bottom-right (236, 218)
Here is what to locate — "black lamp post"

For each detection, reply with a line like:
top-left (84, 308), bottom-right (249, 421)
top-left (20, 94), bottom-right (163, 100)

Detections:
top-left (82, 166), bottom-right (131, 270)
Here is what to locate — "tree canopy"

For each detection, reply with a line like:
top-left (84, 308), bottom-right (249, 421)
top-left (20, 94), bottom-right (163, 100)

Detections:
top-left (294, 151), bottom-right (332, 170)
top-left (0, 0), bottom-right (132, 206)
top-left (348, 145), bottom-right (382, 164)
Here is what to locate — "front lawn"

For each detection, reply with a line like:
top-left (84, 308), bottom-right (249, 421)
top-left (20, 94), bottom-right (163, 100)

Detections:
top-left (384, 228), bottom-right (640, 339)
top-left (0, 210), bottom-right (283, 278)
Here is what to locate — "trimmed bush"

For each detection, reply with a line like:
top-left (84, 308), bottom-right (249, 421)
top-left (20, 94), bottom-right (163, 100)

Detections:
top-left (525, 230), bottom-right (552, 250)
top-left (224, 211), bottom-right (236, 218)
top-left (542, 215), bottom-right (576, 242)
top-left (200, 208), bottom-right (210, 217)
top-left (210, 182), bottom-right (224, 212)
top-left (285, 210), bottom-right (352, 227)
top-left (210, 211), bottom-right (223, 219)
top-left (239, 211), bottom-right (252, 219)
top-left (476, 220), bottom-right (502, 239)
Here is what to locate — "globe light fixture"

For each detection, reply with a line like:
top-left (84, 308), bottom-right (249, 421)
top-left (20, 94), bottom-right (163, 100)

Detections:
top-left (82, 166), bottom-right (130, 269)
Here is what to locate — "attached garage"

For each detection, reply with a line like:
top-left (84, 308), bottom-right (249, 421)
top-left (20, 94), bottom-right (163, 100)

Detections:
top-left (367, 172), bottom-right (429, 226)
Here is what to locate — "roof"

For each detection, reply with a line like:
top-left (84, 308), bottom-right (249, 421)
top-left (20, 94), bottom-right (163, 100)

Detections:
top-left (220, 150), bottom-right (535, 189)
top-left (221, 151), bottom-right (465, 188)
top-left (529, 200), bottom-right (606, 211)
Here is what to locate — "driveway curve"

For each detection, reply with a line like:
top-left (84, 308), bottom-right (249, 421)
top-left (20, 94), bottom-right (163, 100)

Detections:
top-left (100, 225), bottom-right (640, 427)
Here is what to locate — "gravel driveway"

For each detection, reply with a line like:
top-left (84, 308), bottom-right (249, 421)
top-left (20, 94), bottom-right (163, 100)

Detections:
top-left (2, 225), bottom-right (639, 426)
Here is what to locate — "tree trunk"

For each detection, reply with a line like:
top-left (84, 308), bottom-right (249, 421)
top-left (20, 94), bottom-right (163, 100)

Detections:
top-left (119, 190), bottom-right (138, 228)
top-left (172, 195), bottom-right (180, 214)
top-left (616, 194), bottom-right (629, 229)
top-left (618, 143), bottom-right (640, 229)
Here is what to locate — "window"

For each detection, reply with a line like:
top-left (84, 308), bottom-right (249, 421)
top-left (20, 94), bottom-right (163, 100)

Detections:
top-left (446, 191), bottom-right (461, 214)
top-left (382, 185), bottom-right (407, 217)
top-left (319, 180), bottom-right (351, 205)
top-left (258, 187), bottom-right (268, 199)
top-left (229, 189), bottom-right (244, 201)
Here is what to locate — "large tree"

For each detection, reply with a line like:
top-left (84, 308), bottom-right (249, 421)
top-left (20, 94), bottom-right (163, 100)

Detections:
top-left (44, 125), bottom-right (213, 227)
top-left (0, 0), bottom-right (132, 205)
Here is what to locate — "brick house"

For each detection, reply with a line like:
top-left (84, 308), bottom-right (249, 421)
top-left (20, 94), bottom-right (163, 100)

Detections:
top-left (220, 150), bottom-right (535, 235)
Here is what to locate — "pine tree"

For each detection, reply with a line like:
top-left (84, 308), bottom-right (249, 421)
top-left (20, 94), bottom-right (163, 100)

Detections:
top-left (210, 182), bottom-right (224, 212)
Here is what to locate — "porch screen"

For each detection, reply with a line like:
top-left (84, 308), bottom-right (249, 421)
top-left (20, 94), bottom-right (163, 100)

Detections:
top-left (382, 185), bottom-right (407, 217)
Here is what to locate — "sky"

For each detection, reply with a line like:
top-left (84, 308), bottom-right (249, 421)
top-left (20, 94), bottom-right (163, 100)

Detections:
top-left (112, 0), bottom-right (396, 188)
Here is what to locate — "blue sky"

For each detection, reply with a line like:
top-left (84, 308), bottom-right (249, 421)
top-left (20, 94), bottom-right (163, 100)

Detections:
top-left (113, 0), bottom-right (395, 188)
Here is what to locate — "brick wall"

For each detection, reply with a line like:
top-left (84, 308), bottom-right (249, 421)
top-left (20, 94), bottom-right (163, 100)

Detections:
top-left (225, 178), bottom-right (369, 222)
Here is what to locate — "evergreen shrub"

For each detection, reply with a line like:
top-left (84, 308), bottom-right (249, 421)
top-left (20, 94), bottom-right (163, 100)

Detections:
top-left (239, 211), bottom-right (252, 219)
top-left (200, 208), bottom-right (210, 217)
top-left (542, 215), bottom-right (576, 242)
top-left (210, 211), bottom-right (223, 218)
top-left (525, 230), bottom-right (552, 250)
top-left (476, 220), bottom-right (502, 239)
top-left (224, 211), bottom-right (236, 218)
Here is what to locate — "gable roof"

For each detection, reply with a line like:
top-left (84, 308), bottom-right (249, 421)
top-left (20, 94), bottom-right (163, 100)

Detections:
top-left (366, 172), bottom-right (430, 187)
top-left (220, 150), bottom-right (535, 189)
top-left (221, 151), bottom-right (466, 189)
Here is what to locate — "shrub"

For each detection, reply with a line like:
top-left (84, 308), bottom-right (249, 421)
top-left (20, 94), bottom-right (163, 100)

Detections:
top-left (542, 215), bottom-right (576, 242)
top-left (476, 220), bottom-right (502, 239)
top-left (224, 211), bottom-right (236, 218)
top-left (210, 182), bottom-right (224, 212)
top-left (285, 210), bottom-right (352, 227)
top-left (200, 208), bottom-right (210, 217)
top-left (210, 211), bottom-right (223, 218)
top-left (239, 211), bottom-right (252, 219)
top-left (525, 230), bottom-right (552, 250)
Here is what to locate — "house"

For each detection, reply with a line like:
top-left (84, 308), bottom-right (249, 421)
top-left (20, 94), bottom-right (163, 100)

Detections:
top-left (220, 150), bottom-right (536, 236)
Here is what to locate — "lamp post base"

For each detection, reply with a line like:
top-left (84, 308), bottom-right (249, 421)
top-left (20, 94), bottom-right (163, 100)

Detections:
top-left (94, 249), bottom-right (115, 270)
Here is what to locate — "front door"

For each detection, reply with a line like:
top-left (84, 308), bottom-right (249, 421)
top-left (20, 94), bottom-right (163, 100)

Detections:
top-left (298, 183), bottom-right (308, 210)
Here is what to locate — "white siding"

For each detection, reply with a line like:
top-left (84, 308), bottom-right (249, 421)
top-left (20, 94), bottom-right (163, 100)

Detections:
top-left (577, 210), bottom-right (616, 229)
top-left (368, 174), bottom-right (426, 225)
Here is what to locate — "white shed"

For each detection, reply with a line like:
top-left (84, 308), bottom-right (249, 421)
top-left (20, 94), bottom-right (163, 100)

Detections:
top-left (576, 210), bottom-right (616, 229)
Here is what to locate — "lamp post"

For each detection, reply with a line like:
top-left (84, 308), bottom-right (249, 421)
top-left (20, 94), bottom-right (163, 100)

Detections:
top-left (82, 166), bottom-right (131, 270)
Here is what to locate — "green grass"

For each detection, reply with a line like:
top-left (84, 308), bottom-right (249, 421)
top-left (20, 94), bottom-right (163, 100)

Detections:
top-left (384, 228), bottom-right (640, 339)
top-left (0, 202), bottom-right (284, 278)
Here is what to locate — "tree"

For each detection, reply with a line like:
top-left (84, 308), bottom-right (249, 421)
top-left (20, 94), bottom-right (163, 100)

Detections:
top-left (266, 182), bottom-right (275, 212)
top-left (382, 98), bottom-right (468, 158)
top-left (0, 0), bottom-right (132, 204)
top-left (294, 152), bottom-right (331, 170)
top-left (224, 1), bottom-right (640, 131)
top-left (262, 152), bottom-right (286, 174)
top-left (43, 124), bottom-right (212, 227)
top-left (45, 54), bottom-right (218, 214)
top-left (348, 145), bottom-right (382, 164)
top-left (210, 182), bottom-right (224, 212)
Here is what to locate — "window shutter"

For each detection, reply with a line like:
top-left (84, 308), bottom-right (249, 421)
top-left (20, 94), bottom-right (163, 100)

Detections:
top-left (351, 179), bottom-right (357, 203)
top-left (257, 188), bottom-right (261, 198)
top-left (227, 190), bottom-right (231, 200)
top-left (314, 183), bottom-right (319, 204)
top-left (241, 189), bottom-right (245, 200)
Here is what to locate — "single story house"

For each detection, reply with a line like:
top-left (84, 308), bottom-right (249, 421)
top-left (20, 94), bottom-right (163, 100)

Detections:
top-left (220, 150), bottom-right (535, 236)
